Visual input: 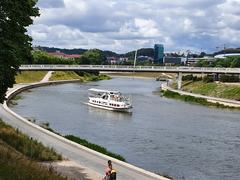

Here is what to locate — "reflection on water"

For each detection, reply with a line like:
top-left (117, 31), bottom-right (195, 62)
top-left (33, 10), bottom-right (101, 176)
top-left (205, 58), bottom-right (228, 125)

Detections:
top-left (87, 106), bottom-right (133, 120)
top-left (12, 77), bottom-right (240, 180)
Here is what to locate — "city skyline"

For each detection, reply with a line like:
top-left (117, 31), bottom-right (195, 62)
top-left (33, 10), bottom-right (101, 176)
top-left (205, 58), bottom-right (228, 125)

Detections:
top-left (28, 0), bottom-right (240, 53)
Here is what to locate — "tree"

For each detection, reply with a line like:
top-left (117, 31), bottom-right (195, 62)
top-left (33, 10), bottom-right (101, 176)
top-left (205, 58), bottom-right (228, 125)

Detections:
top-left (77, 49), bottom-right (106, 65)
top-left (0, 0), bottom-right (39, 103)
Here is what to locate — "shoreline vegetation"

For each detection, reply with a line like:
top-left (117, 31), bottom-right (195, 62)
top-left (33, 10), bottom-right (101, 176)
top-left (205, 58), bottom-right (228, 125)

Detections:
top-left (162, 74), bottom-right (240, 109)
top-left (39, 121), bottom-right (126, 161)
top-left (0, 119), bottom-right (65, 180)
top-left (162, 90), bottom-right (237, 109)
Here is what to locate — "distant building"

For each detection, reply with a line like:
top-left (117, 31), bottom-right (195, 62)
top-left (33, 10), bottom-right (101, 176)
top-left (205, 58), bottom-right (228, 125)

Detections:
top-left (119, 57), bottom-right (129, 62)
top-left (48, 51), bottom-right (81, 59)
top-left (154, 44), bottom-right (164, 64)
top-left (107, 57), bottom-right (118, 64)
top-left (164, 57), bottom-right (182, 66)
top-left (137, 56), bottom-right (153, 62)
top-left (186, 57), bottom-right (215, 66)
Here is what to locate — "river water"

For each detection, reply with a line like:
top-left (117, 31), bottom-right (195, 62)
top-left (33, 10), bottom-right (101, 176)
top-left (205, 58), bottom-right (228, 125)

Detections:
top-left (12, 77), bottom-right (240, 180)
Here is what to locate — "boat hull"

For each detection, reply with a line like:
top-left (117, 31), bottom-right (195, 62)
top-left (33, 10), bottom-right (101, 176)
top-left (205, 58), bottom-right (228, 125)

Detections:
top-left (87, 102), bottom-right (132, 113)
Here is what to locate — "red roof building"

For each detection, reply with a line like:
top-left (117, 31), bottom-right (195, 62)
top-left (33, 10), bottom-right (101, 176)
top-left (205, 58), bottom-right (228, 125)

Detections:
top-left (48, 51), bottom-right (81, 59)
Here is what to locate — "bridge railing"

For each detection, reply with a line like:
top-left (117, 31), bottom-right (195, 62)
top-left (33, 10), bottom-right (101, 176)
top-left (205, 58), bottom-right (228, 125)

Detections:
top-left (19, 65), bottom-right (240, 73)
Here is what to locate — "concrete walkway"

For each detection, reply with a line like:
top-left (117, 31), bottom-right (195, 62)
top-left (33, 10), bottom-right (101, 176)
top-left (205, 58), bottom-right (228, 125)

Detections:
top-left (1, 81), bottom-right (169, 180)
top-left (40, 71), bottom-right (53, 82)
top-left (162, 84), bottom-right (240, 108)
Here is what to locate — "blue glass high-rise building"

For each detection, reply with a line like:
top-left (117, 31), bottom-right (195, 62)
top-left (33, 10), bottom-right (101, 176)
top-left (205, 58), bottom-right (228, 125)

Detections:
top-left (154, 44), bottom-right (164, 64)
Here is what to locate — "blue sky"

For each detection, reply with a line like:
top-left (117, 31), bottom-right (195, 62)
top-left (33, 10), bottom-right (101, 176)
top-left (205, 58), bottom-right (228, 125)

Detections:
top-left (28, 0), bottom-right (240, 53)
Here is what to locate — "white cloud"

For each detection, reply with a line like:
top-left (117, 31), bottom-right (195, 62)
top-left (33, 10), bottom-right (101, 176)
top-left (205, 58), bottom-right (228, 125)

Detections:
top-left (28, 0), bottom-right (240, 53)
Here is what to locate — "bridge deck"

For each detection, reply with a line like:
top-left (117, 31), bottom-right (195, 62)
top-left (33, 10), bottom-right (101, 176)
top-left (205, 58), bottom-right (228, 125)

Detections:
top-left (20, 65), bottom-right (240, 74)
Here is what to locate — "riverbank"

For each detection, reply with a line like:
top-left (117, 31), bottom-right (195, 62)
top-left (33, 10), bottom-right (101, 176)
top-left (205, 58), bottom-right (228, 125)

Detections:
top-left (161, 84), bottom-right (240, 109)
top-left (181, 81), bottom-right (240, 101)
top-left (0, 119), bottom-right (65, 180)
top-left (50, 71), bottom-right (111, 82)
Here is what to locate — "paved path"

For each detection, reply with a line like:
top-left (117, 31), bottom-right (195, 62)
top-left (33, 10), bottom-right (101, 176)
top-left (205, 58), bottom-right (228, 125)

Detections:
top-left (162, 84), bottom-right (240, 107)
top-left (40, 71), bottom-right (53, 82)
top-left (0, 82), bottom-right (169, 180)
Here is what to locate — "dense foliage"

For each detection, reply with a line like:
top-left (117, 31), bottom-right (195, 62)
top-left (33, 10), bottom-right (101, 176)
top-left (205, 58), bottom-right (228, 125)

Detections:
top-left (0, 0), bottom-right (39, 103)
top-left (32, 49), bottom-right (107, 65)
top-left (219, 75), bottom-right (239, 82)
top-left (76, 49), bottom-right (107, 64)
top-left (182, 75), bottom-right (202, 81)
top-left (33, 51), bottom-right (75, 64)
top-left (196, 56), bottom-right (240, 68)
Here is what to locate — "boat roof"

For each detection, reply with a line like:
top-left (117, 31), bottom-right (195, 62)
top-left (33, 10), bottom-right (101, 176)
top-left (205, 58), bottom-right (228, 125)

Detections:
top-left (88, 88), bottom-right (120, 94)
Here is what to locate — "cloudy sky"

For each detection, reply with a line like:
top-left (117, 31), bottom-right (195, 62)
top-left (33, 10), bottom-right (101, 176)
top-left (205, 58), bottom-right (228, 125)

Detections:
top-left (28, 0), bottom-right (240, 53)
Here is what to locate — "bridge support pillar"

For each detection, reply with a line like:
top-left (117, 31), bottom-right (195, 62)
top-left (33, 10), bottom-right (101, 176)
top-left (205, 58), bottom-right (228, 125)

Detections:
top-left (177, 72), bottom-right (182, 90)
top-left (213, 73), bottom-right (219, 81)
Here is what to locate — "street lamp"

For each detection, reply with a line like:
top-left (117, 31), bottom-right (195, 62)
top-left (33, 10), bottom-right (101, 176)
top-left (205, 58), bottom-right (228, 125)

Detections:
top-left (133, 49), bottom-right (138, 68)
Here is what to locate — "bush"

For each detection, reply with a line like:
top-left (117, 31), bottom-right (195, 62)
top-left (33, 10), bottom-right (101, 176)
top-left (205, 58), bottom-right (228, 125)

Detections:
top-left (219, 75), bottom-right (239, 82)
top-left (182, 75), bottom-right (202, 81)
top-left (203, 76), bottom-right (214, 83)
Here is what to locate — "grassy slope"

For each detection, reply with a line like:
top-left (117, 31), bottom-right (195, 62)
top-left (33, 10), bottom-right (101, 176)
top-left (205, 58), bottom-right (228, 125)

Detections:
top-left (0, 120), bottom-right (62, 161)
top-left (50, 71), bottom-right (84, 81)
top-left (182, 81), bottom-right (240, 100)
top-left (0, 119), bottom-right (64, 179)
top-left (50, 71), bottom-right (111, 82)
top-left (0, 141), bottom-right (66, 180)
top-left (15, 71), bottom-right (47, 83)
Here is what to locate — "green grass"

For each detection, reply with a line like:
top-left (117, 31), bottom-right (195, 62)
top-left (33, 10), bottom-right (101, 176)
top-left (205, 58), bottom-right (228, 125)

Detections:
top-left (0, 119), bottom-right (65, 179)
top-left (50, 71), bottom-right (84, 81)
top-left (0, 141), bottom-right (66, 180)
top-left (0, 119), bottom-right (62, 161)
top-left (182, 81), bottom-right (240, 100)
top-left (82, 73), bottom-right (111, 82)
top-left (49, 71), bottom-right (111, 82)
top-left (15, 71), bottom-right (47, 83)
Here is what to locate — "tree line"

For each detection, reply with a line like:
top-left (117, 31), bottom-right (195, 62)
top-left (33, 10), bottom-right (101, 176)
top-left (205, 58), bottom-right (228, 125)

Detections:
top-left (196, 56), bottom-right (240, 68)
top-left (32, 49), bottom-right (107, 65)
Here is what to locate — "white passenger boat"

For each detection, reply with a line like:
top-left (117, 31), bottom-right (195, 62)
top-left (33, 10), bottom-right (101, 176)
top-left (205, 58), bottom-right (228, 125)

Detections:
top-left (87, 88), bottom-right (132, 112)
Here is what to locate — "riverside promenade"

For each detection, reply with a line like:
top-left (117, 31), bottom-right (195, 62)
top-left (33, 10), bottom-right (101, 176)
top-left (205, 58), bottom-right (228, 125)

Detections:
top-left (0, 73), bottom-right (170, 180)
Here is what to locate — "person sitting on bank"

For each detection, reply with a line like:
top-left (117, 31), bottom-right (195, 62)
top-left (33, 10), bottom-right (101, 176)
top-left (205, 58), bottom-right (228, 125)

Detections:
top-left (103, 160), bottom-right (116, 180)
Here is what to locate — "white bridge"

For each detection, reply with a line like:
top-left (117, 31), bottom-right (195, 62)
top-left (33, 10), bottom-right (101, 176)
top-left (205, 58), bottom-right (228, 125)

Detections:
top-left (20, 65), bottom-right (240, 89)
top-left (20, 64), bottom-right (240, 74)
